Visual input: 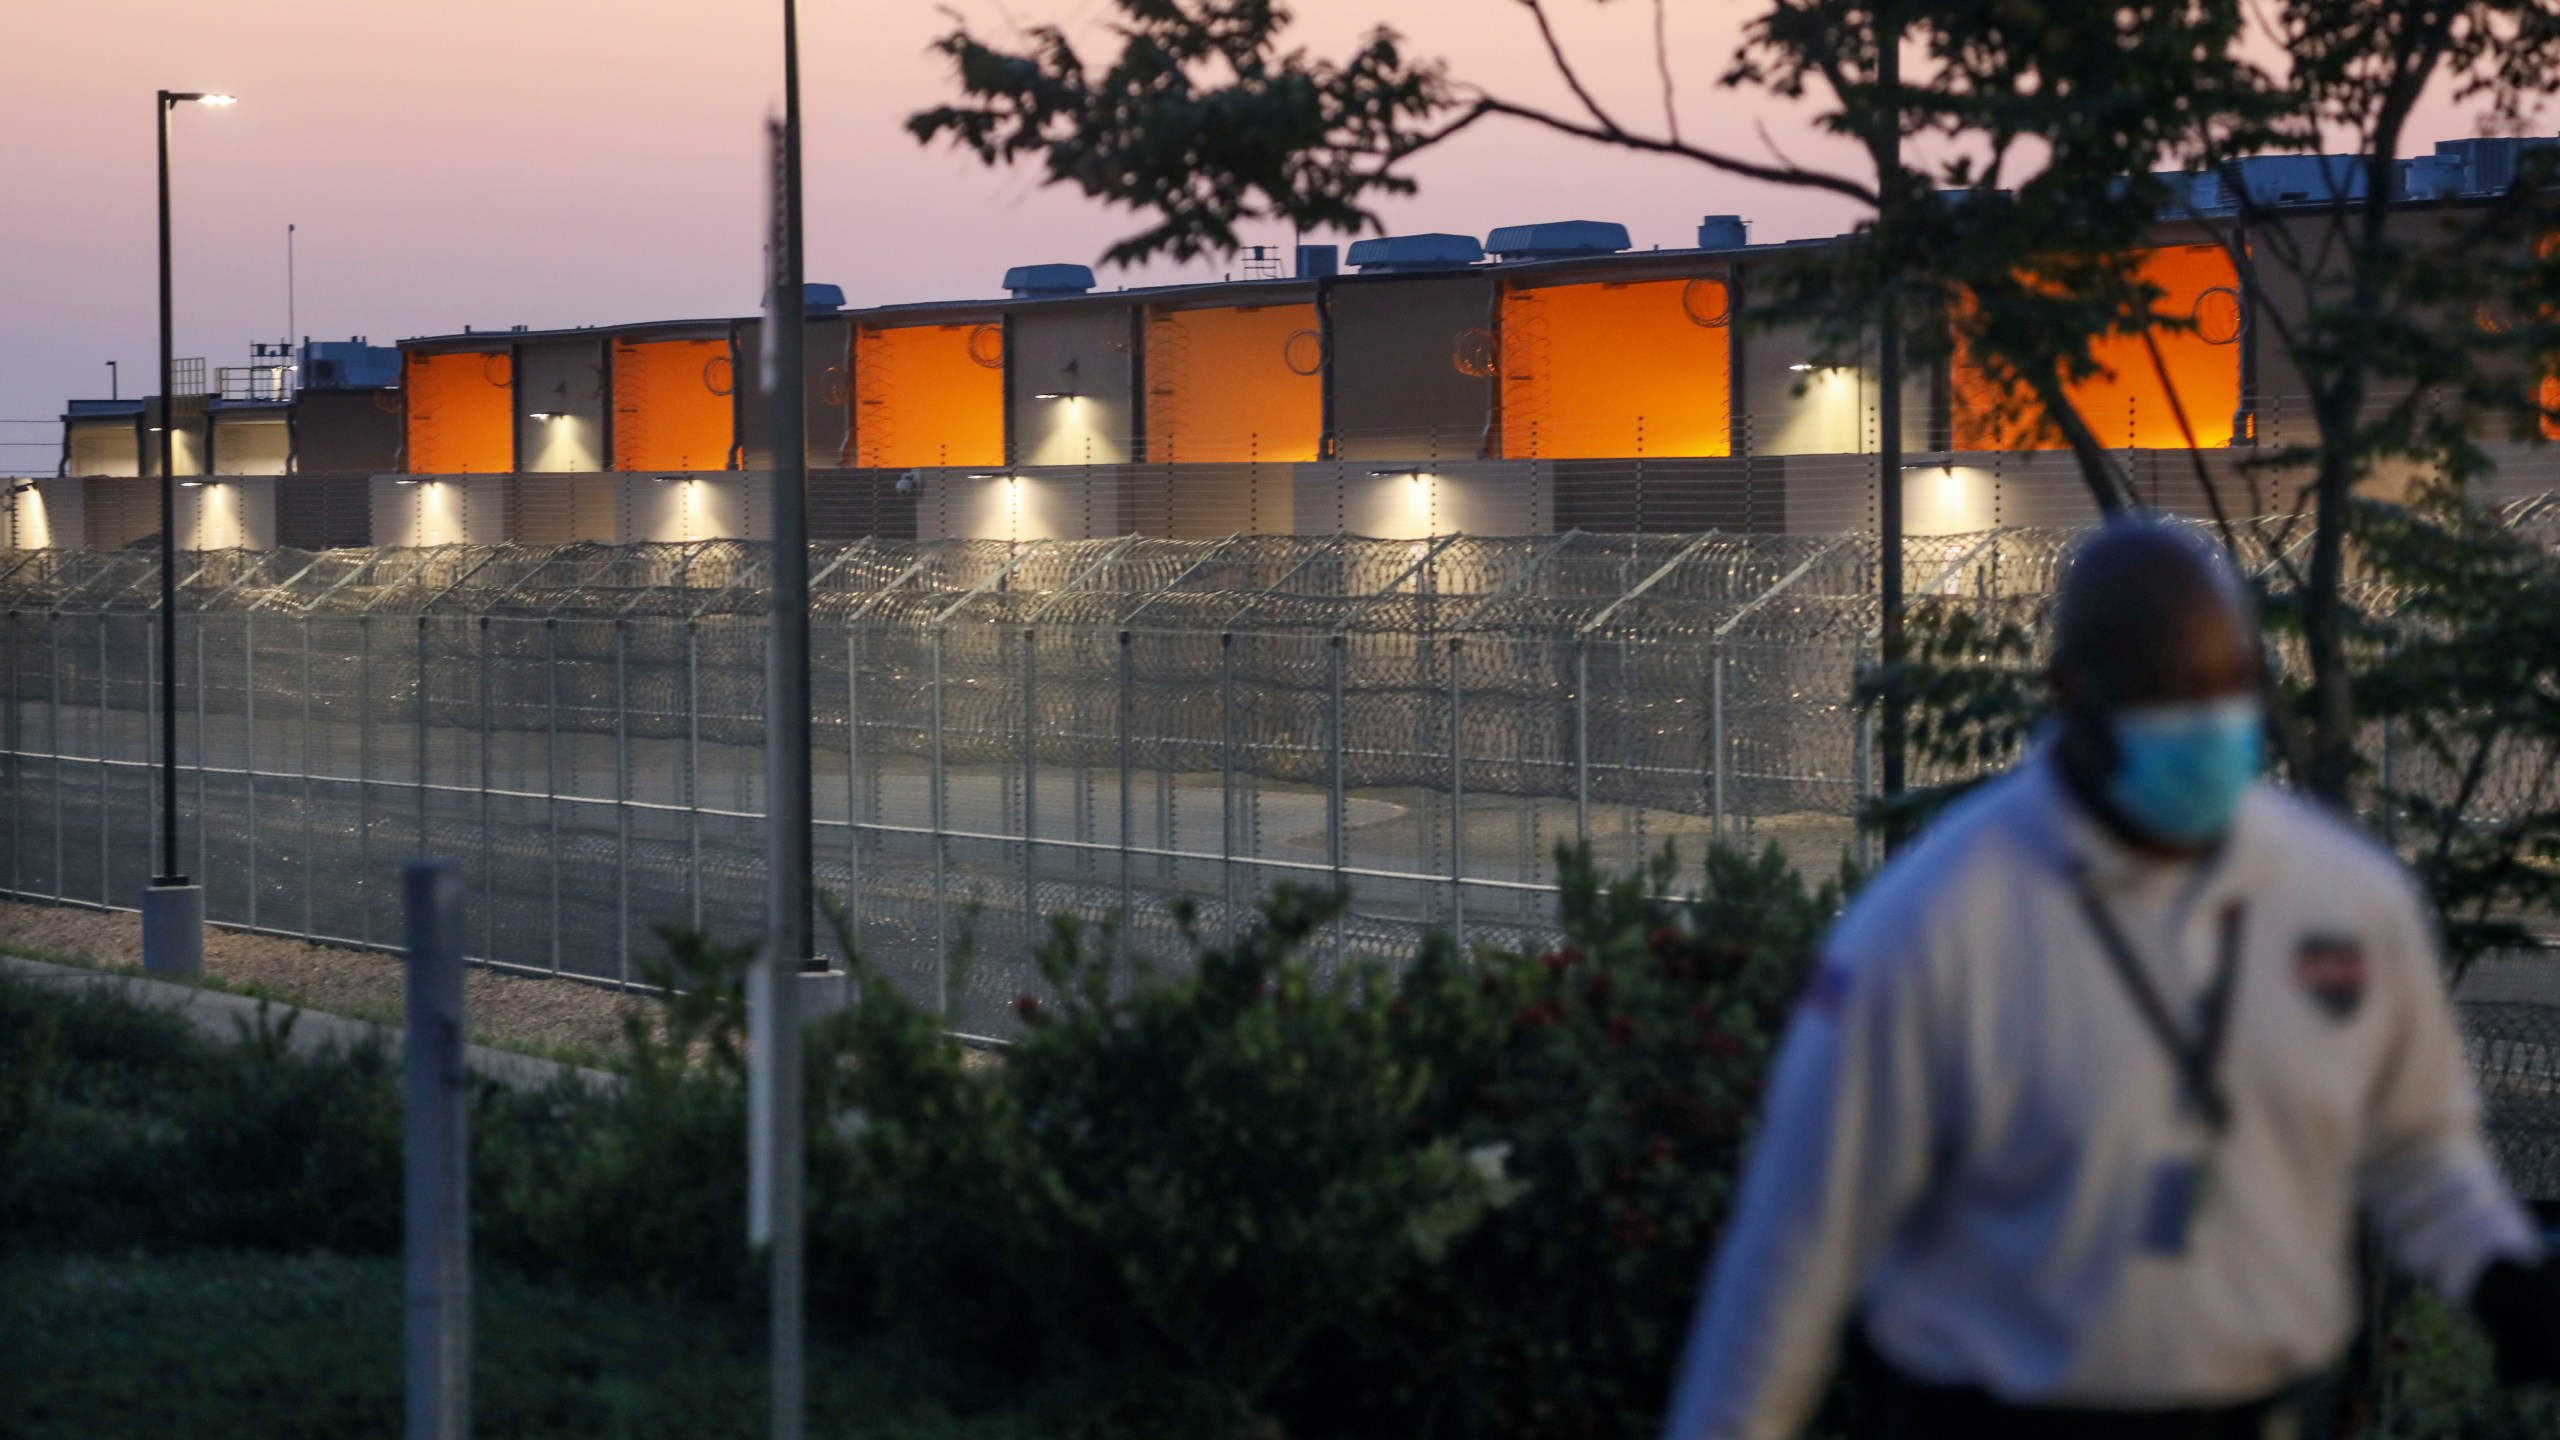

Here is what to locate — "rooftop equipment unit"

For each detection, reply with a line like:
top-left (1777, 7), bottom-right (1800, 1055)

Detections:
top-left (1696, 215), bottom-right (1750, 250)
top-left (1296, 244), bottom-right (1340, 278)
top-left (1343, 233), bottom-right (1484, 273)
top-left (1484, 220), bottom-right (1632, 261)
top-left (804, 282), bottom-right (847, 313)
top-left (1003, 263), bottom-right (1098, 298)
top-left (300, 339), bottom-right (401, 391)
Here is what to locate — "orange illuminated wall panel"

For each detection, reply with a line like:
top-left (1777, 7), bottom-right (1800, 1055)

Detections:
top-left (405, 351), bottom-right (512, 475)
top-left (852, 322), bottom-right (1004, 470)
top-left (1145, 303), bottom-right (1322, 462)
top-left (1954, 245), bottom-right (2244, 452)
top-left (1500, 276), bottom-right (1732, 459)
top-left (613, 337), bottom-right (735, 472)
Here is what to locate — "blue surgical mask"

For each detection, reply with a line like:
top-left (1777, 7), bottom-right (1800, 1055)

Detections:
top-left (2104, 696), bottom-right (2263, 845)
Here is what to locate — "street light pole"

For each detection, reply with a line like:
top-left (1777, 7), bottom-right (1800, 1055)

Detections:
top-left (750, 5), bottom-right (812, 1437)
top-left (142, 88), bottom-right (233, 978)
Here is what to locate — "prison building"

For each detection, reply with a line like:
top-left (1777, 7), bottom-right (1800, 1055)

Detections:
top-left (42, 140), bottom-right (2560, 552)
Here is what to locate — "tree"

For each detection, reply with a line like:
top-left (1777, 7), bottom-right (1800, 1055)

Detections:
top-left (908, 0), bottom-right (2256, 515)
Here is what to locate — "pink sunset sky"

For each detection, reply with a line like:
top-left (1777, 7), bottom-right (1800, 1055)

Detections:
top-left (0, 0), bottom-right (2525, 471)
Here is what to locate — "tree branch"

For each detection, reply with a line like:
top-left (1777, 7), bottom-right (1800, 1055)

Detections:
top-left (1469, 95), bottom-right (1877, 205)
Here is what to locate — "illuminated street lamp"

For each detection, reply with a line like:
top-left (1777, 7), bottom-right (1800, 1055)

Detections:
top-left (144, 88), bottom-right (236, 977)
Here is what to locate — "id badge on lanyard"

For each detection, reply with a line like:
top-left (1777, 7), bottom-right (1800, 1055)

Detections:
top-left (2073, 881), bottom-right (2246, 1258)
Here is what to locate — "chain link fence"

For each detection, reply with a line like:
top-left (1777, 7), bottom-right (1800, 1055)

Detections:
top-left (0, 522), bottom-right (2554, 1193)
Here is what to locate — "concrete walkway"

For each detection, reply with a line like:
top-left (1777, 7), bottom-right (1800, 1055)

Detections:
top-left (0, 953), bottom-right (613, 1092)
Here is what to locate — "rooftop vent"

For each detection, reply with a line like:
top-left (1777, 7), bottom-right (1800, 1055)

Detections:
top-left (1004, 263), bottom-right (1098, 298)
top-left (1296, 244), bottom-right (1339, 279)
top-left (1344, 233), bottom-right (1483, 273)
top-left (804, 282), bottom-right (846, 314)
top-left (1484, 220), bottom-right (1630, 262)
top-left (1696, 215), bottom-right (1749, 250)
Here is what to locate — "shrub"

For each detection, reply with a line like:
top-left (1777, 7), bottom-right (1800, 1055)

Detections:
top-left (1279, 841), bottom-right (1847, 1440)
top-left (823, 884), bottom-right (1509, 1437)
top-left (0, 977), bottom-right (403, 1255)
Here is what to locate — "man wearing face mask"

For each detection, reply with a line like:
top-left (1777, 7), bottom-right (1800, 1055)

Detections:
top-left (1660, 518), bottom-right (2560, 1440)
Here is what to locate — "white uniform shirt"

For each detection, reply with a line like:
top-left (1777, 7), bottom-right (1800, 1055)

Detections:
top-left (1663, 753), bottom-right (2539, 1440)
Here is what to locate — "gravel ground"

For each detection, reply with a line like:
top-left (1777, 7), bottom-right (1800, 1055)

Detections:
top-left (0, 900), bottom-right (649, 1064)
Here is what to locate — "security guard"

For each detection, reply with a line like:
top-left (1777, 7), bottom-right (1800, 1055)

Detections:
top-left (1663, 519), bottom-right (2560, 1440)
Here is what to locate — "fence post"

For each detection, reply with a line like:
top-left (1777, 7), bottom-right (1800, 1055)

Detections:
top-left (51, 614), bottom-right (63, 902)
top-left (301, 617), bottom-right (315, 941)
top-left (1020, 625), bottom-right (1037, 953)
top-left (613, 620), bottom-right (631, 989)
top-left (402, 858), bottom-right (470, 1440)
top-left (1448, 636), bottom-right (1465, 949)
top-left (476, 617), bottom-right (492, 962)
top-left (244, 611), bottom-right (258, 929)
top-left (1327, 632), bottom-right (1346, 966)
top-left (1711, 644), bottom-right (1727, 842)
top-left (414, 616), bottom-right (430, 861)
top-left (194, 616), bottom-right (207, 884)
top-left (929, 625), bottom-right (949, 1011)
top-left (1573, 636), bottom-right (1590, 846)
top-left (359, 615), bottom-right (373, 946)
top-left (1220, 631), bottom-right (1236, 949)
top-left (5, 611), bottom-right (18, 899)
top-left (686, 620), bottom-right (702, 931)
top-left (1116, 629), bottom-right (1133, 963)
top-left (97, 617), bottom-right (110, 906)
top-left (546, 619), bottom-right (563, 976)
top-left (842, 624), bottom-right (860, 957)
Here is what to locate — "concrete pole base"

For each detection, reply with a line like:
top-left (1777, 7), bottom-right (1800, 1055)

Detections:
top-left (140, 881), bottom-right (205, 979)
top-left (797, 967), bottom-right (850, 1020)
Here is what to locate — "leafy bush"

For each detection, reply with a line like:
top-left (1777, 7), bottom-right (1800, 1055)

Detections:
top-left (0, 978), bottom-right (400, 1256)
top-left (1330, 842), bottom-right (1847, 1440)
top-left (824, 883), bottom-right (1508, 1436)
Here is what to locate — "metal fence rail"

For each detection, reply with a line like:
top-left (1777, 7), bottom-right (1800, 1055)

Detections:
top-left (3, 523), bottom-right (2559, 1192)
top-left (0, 532), bottom-right (2015, 1033)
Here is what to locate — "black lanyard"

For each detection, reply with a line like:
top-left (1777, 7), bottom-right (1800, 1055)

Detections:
top-left (2070, 879), bottom-right (2247, 1137)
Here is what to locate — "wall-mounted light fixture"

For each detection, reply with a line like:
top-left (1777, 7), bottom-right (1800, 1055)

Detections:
top-left (1030, 391), bottom-right (1077, 402)
top-left (1367, 468), bottom-right (1432, 482)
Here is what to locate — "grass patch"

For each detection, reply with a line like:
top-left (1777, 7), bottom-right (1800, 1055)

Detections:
top-left (0, 1247), bottom-right (1024, 1440)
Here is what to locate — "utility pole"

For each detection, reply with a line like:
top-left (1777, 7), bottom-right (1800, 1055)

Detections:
top-left (749, 2), bottom-right (813, 1436)
top-left (1873, 15), bottom-right (1909, 852)
top-left (287, 222), bottom-right (298, 390)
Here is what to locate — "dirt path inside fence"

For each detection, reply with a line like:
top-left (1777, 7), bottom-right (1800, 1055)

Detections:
top-left (0, 900), bottom-right (648, 1066)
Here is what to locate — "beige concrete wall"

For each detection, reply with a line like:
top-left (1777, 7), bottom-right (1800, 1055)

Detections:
top-left (1289, 459), bottom-right (1554, 537)
top-left (912, 466), bottom-right (1129, 542)
top-left (1008, 306), bottom-right (1138, 468)
top-left (65, 421), bottom-right (139, 478)
top-left (1329, 274), bottom-right (1497, 462)
top-left (15, 480), bottom-right (84, 548)
top-left (176, 478), bottom-right (275, 549)
top-left (515, 339), bottom-right (607, 473)
top-left (371, 476), bottom-right (509, 546)
top-left (212, 414), bottom-right (290, 476)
